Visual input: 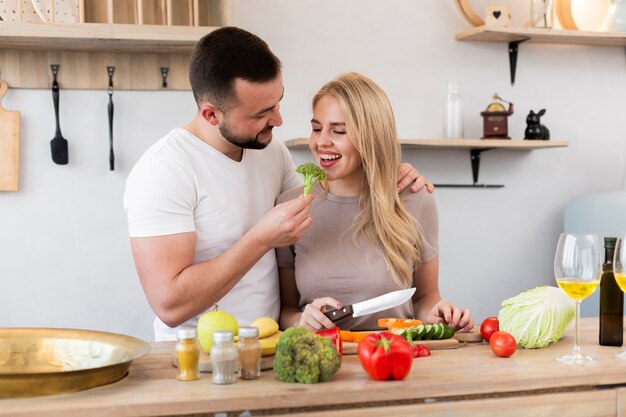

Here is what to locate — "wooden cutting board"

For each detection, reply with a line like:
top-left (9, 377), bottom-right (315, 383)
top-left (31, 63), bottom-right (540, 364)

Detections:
top-left (342, 337), bottom-right (459, 355)
top-left (454, 327), bottom-right (483, 343)
top-left (342, 327), bottom-right (483, 355)
top-left (0, 79), bottom-right (20, 192)
top-left (172, 350), bottom-right (275, 373)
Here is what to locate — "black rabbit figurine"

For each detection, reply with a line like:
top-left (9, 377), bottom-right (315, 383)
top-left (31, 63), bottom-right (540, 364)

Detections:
top-left (524, 109), bottom-right (550, 140)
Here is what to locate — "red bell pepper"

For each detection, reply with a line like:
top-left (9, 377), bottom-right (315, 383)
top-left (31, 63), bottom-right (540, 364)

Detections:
top-left (315, 328), bottom-right (343, 357)
top-left (357, 331), bottom-right (413, 381)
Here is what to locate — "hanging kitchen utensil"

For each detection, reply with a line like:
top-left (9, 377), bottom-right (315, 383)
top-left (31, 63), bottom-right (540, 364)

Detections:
top-left (50, 64), bottom-right (68, 165)
top-left (107, 66), bottom-right (115, 171)
top-left (0, 77), bottom-right (21, 192)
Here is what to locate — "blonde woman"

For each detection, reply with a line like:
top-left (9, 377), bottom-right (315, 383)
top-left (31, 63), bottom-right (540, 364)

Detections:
top-left (277, 73), bottom-right (473, 332)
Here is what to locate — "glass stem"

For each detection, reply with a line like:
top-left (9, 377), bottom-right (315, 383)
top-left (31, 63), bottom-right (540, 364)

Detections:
top-left (573, 300), bottom-right (581, 357)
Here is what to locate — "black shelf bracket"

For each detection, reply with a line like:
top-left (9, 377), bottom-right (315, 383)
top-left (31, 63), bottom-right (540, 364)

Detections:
top-left (508, 37), bottom-right (530, 85)
top-left (434, 148), bottom-right (504, 189)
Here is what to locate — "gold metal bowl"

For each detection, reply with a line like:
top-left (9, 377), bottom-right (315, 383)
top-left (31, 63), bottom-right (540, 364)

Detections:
top-left (0, 328), bottom-right (151, 398)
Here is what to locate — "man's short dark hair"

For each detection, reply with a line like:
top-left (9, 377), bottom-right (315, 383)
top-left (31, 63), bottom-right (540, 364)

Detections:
top-left (189, 26), bottom-right (282, 110)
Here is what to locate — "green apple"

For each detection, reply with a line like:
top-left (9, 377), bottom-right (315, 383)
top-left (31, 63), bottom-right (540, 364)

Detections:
top-left (197, 309), bottom-right (238, 353)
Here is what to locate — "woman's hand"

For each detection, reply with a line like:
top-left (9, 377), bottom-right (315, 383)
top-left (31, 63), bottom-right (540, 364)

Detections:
top-left (295, 297), bottom-right (342, 331)
top-left (425, 299), bottom-right (473, 332)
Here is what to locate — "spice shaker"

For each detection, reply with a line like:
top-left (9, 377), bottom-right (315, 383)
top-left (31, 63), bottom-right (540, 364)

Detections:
top-left (238, 326), bottom-right (262, 380)
top-left (175, 328), bottom-right (200, 381)
top-left (210, 330), bottom-right (238, 384)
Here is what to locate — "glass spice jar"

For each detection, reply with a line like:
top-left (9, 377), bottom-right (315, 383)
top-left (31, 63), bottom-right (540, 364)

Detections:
top-left (210, 330), bottom-right (238, 385)
top-left (238, 326), bottom-right (262, 380)
top-left (175, 328), bottom-right (200, 381)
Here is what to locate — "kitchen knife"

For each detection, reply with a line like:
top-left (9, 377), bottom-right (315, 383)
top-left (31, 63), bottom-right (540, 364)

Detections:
top-left (323, 288), bottom-right (416, 323)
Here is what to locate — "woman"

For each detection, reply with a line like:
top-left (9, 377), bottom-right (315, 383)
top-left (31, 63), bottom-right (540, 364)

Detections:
top-left (277, 73), bottom-right (473, 332)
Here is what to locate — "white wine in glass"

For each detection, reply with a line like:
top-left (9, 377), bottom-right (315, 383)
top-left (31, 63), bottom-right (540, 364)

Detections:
top-left (554, 233), bottom-right (601, 365)
top-left (612, 236), bottom-right (626, 358)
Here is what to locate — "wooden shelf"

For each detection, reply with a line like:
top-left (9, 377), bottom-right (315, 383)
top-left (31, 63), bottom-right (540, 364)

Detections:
top-left (0, 22), bottom-right (217, 54)
top-left (456, 26), bottom-right (626, 47)
top-left (285, 138), bottom-right (568, 188)
top-left (0, 0), bottom-right (228, 91)
top-left (284, 138), bottom-right (569, 150)
top-left (456, 26), bottom-right (626, 84)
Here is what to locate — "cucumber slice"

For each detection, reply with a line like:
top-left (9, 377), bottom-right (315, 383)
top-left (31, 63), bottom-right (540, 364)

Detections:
top-left (392, 327), bottom-right (406, 337)
top-left (414, 324), bottom-right (426, 339)
top-left (405, 327), bottom-right (414, 342)
top-left (442, 324), bottom-right (455, 339)
top-left (433, 323), bottom-right (444, 339)
top-left (423, 324), bottom-right (434, 339)
top-left (407, 326), bottom-right (419, 340)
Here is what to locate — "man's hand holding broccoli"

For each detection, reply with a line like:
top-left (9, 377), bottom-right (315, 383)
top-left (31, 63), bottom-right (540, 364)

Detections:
top-left (296, 162), bottom-right (326, 196)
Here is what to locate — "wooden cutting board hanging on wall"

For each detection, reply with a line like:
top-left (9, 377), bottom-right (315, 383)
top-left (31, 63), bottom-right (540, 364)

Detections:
top-left (0, 79), bottom-right (20, 192)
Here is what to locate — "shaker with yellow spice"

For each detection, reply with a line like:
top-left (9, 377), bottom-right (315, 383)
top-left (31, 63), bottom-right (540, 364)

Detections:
top-left (175, 328), bottom-right (200, 381)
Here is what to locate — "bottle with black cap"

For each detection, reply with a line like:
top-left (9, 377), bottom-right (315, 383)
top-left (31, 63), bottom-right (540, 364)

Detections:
top-left (599, 237), bottom-right (623, 346)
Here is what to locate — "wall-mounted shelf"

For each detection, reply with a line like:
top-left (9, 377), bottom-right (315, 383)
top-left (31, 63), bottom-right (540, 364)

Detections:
top-left (0, 0), bottom-right (227, 90)
top-left (0, 22), bottom-right (217, 90)
top-left (0, 22), bottom-right (213, 54)
top-left (456, 26), bottom-right (626, 84)
top-left (284, 138), bottom-right (569, 188)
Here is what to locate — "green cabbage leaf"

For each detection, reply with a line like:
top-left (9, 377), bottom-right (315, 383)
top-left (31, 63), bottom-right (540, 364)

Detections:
top-left (498, 286), bottom-right (575, 349)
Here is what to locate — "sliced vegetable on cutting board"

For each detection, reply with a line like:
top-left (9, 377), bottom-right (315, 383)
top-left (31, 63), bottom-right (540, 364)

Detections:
top-left (340, 330), bottom-right (372, 343)
top-left (343, 333), bottom-right (459, 355)
top-left (0, 79), bottom-right (20, 192)
top-left (378, 318), bottom-right (423, 329)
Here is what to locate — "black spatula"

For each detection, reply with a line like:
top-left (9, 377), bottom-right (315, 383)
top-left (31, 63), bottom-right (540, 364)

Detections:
top-left (107, 66), bottom-right (115, 171)
top-left (50, 64), bottom-right (68, 165)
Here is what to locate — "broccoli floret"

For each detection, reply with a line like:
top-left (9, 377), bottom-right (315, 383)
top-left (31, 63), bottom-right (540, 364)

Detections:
top-left (295, 162), bottom-right (326, 196)
top-left (273, 327), bottom-right (340, 384)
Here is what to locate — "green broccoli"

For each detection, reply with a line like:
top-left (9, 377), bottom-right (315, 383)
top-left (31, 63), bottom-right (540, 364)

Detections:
top-left (273, 327), bottom-right (340, 384)
top-left (295, 162), bottom-right (326, 196)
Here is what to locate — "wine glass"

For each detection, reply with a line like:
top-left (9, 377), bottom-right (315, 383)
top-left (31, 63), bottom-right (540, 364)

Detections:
top-left (554, 233), bottom-right (601, 365)
top-left (612, 236), bottom-right (626, 359)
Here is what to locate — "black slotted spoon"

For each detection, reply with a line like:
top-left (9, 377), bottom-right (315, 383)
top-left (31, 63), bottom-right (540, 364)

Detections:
top-left (50, 64), bottom-right (68, 165)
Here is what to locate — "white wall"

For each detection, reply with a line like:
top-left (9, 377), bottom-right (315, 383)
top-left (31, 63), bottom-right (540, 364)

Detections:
top-left (1, 1), bottom-right (625, 340)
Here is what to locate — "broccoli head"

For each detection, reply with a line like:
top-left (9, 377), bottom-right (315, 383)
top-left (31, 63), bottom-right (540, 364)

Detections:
top-left (273, 327), bottom-right (340, 384)
top-left (295, 162), bottom-right (326, 196)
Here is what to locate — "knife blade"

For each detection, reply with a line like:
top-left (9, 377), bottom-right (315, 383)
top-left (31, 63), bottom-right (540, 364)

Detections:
top-left (323, 288), bottom-right (416, 323)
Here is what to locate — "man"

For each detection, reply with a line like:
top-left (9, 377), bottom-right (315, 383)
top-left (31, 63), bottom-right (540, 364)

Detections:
top-left (124, 27), bottom-right (429, 340)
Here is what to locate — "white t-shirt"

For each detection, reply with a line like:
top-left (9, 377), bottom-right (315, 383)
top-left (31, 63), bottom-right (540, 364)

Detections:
top-left (123, 128), bottom-right (301, 340)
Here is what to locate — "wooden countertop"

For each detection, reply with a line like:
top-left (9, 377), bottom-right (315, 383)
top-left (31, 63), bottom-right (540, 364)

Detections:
top-left (3, 318), bottom-right (626, 417)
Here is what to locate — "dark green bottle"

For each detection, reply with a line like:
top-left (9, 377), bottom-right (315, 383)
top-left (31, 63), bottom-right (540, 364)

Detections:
top-left (599, 237), bottom-right (623, 346)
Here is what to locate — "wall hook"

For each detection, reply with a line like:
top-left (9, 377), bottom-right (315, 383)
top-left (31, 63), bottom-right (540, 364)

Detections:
top-left (107, 66), bottom-right (115, 171)
top-left (160, 67), bottom-right (169, 88)
top-left (51, 64), bottom-right (60, 79)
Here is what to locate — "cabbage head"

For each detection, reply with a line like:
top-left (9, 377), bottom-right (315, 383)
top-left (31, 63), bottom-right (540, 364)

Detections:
top-left (498, 286), bottom-right (575, 349)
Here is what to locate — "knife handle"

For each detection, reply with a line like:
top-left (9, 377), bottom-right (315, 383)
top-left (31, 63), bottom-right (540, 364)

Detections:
top-left (323, 305), bottom-right (354, 323)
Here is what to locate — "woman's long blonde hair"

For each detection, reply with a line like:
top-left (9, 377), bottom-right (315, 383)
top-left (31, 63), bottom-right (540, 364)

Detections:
top-left (313, 73), bottom-right (422, 288)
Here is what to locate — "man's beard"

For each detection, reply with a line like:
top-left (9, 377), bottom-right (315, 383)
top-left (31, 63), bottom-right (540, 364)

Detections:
top-left (219, 123), bottom-right (273, 150)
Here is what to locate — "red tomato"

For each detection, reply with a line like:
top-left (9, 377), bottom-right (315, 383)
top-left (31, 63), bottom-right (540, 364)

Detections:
top-left (489, 331), bottom-right (517, 357)
top-left (357, 331), bottom-right (413, 381)
top-left (480, 317), bottom-right (500, 342)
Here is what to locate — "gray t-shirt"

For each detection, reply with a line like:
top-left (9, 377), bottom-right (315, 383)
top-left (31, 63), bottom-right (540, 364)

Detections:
top-left (276, 183), bottom-right (439, 331)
